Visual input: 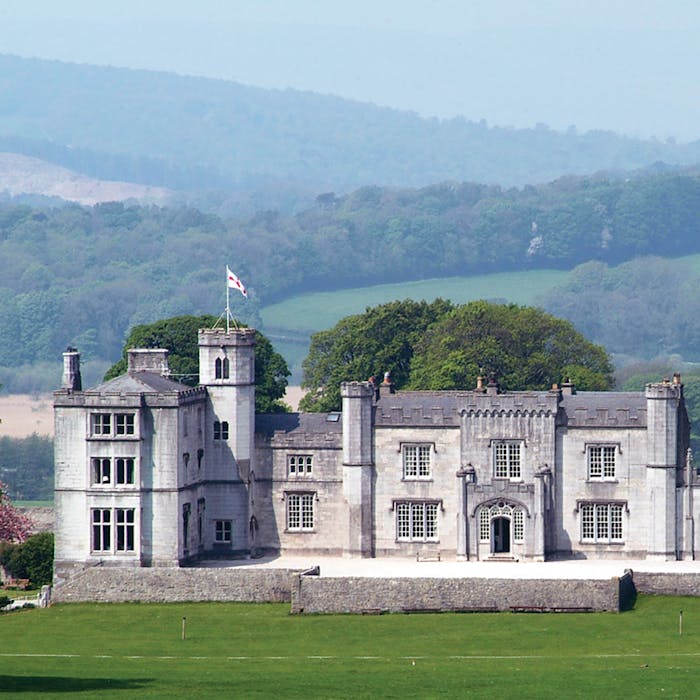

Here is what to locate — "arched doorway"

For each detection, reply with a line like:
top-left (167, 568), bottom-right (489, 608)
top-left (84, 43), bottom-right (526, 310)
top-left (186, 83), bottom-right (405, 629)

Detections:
top-left (478, 501), bottom-right (525, 559)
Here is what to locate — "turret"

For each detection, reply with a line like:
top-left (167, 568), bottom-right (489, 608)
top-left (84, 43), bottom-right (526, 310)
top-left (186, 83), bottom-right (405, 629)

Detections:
top-left (341, 381), bottom-right (375, 557)
top-left (645, 378), bottom-right (684, 559)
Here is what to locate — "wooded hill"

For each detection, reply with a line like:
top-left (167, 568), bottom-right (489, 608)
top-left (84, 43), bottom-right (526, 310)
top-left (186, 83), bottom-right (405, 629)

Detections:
top-left (2, 53), bottom-right (700, 208)
top-left (1, 170), bottom-right (700, 383)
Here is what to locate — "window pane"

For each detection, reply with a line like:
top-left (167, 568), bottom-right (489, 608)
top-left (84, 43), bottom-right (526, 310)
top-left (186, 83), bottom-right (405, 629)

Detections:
top-left (610, 504), bottom-right (623, 540)
top-left (288, 495), bottom-right (300, 529)
top-left (301, 494), bottom-right (314, 529)
top-left (479, 509), bottom-right (490, 542)
top-left (513, 509), bottom-right (524, 542)
top-left (289, 455), bottom-right (313, 476)
top-left (589, 446), bottom-right (602, 478)
top-left (403, 446), bottom-right (417, 477)
top-left (418, 445), bottom-right (431, 477)
top-left (494, 443), bottom-right (508, 478)
top-left (411, 503), bottom-right (424, 539)
top-left (397, 503), bottom-right (410, 539)
top-left (425, 503), bottom-right (438, 539)
top-left (595, 504), bottom-right (609, 539)
top-left (603, 447), bottom-right (616, 478)
top-left (589, 446), bottom-right (616, 479)
top-left (581, 504), bottom-right (594, 540)
top-left (508, 444), bottom-right (521, 478)
top-left (116, 414), bottom-right (134, 435)
top-left (92, 413), bottom-right (111, 435)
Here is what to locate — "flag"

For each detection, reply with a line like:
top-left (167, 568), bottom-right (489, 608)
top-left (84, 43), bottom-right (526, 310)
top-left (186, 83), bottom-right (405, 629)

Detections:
top-left (226, 266), bottom-right (247, 297)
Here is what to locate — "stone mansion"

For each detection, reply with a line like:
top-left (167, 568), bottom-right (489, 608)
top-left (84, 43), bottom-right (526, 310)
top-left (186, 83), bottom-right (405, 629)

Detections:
top-left (53, 326), bottom-right (698, 582)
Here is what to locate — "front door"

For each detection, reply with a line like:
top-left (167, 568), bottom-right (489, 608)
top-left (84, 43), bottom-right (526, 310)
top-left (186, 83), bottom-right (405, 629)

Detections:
top-left (492, 517), bottom-right (510, 554)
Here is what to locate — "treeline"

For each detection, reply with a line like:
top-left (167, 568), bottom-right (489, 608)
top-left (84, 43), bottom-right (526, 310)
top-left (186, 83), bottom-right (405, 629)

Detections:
top-left (539, 257), bottom-right (700, 362)
top-left (2, 54), bottom-right (700, 194)
top-left (2, 173), bottom-right (700, 375)
top-left (0, 435), bottom-right (54, 501)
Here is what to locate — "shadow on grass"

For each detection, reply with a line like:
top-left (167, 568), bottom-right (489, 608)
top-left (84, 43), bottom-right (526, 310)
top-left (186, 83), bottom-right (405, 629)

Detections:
top-left (0, 675), bottom-right (152, 693)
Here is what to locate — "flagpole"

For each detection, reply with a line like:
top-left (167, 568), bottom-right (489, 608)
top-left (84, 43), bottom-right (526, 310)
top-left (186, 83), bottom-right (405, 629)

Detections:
top-left (225, 266), bottom-right (231, 333)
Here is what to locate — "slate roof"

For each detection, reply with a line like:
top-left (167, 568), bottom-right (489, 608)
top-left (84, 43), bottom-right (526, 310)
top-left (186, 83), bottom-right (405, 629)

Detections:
top-left (89, 371), bottom-right (191, 394)
top-left (256, 412), bottom-right (343, 437)
top-left (559, 391), bottom-right (647, 427)
top-left (256, 389), bottom-right (650, 433)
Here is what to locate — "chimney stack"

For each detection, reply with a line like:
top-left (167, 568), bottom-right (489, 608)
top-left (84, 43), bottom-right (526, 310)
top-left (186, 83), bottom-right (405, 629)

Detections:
top-left (379, 371), bottom-right (394, 398)
top-left (61, 347), bottom-right (82, 391)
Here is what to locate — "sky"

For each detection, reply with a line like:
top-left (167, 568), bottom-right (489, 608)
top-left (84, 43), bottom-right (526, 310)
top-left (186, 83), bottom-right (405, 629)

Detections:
top-left (2, 1), bottom-right (700, 141)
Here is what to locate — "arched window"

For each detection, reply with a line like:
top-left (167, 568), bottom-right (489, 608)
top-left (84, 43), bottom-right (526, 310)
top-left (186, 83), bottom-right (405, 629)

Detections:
top-left (214, 421), bottom-right (229, 441)
top-left (215, 358), bottom-right (222, 379)
top-left (222, 358), bottom-right (230, 379)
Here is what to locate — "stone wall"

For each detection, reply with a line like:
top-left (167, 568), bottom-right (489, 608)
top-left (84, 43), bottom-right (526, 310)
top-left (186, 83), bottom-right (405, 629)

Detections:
top-left (633, 571), bottom-right (700, 596)
top-left (19, 506), bottom-right (54, 534)
top-left (290, 571), bottom-right (627, 614)
top-left (53, 566), bottom-right (299, 603)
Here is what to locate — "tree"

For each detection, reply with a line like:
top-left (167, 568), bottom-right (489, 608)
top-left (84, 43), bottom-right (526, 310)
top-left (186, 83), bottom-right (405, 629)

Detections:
top-left (300, 299), bottom-right (454, 412)
top-left (104, 315), bottom-right (290, 413)
top-left (0, 481), bottom-right (32, 543)
top-left (409, 301), bottom-right (613, 392)
top-left (0, 532), bottom-right (53, 586)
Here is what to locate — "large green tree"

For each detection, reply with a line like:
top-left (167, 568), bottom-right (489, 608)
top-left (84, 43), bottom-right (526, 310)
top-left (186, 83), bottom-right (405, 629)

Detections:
top-left (301, 300), bottom-right (612, 412)
top-left (300, 299), bottom-right (454, 412)
top-left (104, 315), bottom-right (290, 413)
top-left (409, 301), bottom-right (613, 392)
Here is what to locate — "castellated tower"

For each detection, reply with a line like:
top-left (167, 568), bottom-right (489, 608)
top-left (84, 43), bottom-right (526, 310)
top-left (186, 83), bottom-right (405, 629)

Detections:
top-left (198, 328), bottom-right (256, 554)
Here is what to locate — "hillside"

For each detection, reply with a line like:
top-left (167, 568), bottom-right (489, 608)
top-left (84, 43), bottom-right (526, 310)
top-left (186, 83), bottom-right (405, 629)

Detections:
top-left (2, 54), bottom-right (700, 197)
top-left (0, 152), bottom-right (171, 205)
top-left (1, 170), bottom-right (700, 392)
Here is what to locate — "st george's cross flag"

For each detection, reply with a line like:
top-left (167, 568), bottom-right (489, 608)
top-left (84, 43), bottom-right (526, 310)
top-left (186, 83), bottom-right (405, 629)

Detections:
top-left (226, 266), bottom-right (248, 297)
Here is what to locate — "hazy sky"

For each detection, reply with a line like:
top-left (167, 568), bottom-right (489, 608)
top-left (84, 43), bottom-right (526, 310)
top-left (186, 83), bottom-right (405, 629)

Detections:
top-left (2, 1), bottom-right (700, 141)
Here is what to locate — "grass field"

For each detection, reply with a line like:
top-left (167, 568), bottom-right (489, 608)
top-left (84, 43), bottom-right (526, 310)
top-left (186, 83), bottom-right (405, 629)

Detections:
top-left (2, 596), bottom-right (700, 698)
top-left (260, 269), bottom-right (569, 334)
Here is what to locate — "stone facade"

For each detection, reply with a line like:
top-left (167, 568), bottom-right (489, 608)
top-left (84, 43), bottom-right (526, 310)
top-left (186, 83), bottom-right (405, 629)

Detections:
top-left (54, 328), bottom-right (698, 587)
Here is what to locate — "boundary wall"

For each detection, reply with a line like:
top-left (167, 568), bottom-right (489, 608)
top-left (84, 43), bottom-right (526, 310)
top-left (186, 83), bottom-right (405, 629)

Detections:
top-left (290, 571), bottom-right (630, 613)
top-left (53, 567), bottom-right (700, 612)
top-left (52, 566), bottom-right (297, 603)
top-left (633, 571), bottom-right (700, 596)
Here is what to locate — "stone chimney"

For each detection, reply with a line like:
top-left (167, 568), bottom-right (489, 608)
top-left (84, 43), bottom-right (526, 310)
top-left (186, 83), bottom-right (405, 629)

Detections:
top-left (486, 372), bottom-right (499, 396)
top-left (61, 347), bottom-right (82, 391)
top-left (561, 378), bottom-right (576, 395)
top-left (379, 371), bottom-right (394, 398)
top-left (127, 348), bottom-right (170, 376)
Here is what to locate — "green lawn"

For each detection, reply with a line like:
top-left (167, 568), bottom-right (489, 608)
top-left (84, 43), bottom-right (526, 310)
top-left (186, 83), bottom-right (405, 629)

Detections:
top-left (2, 596), bottom-right (700, 698)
